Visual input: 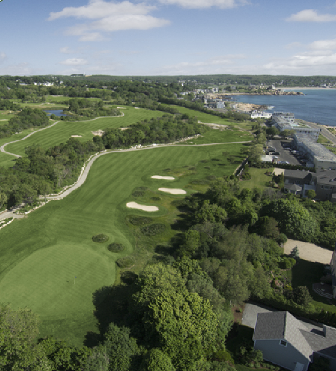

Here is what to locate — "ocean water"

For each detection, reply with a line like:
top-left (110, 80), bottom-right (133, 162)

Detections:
top-left (233, 89), bottom-right (336, 127)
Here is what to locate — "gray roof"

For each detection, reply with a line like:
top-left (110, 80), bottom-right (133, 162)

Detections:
top-left (253, 312), bottom-right (312, 360)
top-left (302, 326), bottom-right (336, 359)
top-left (285, 184), bottom-right (302, 192)
top-left (284, 169), bottom-right (312, 181)
top-left (253, 311), bottom-right (286, 340)
top-left (254, 311), bottom-right (336, 360)
top-left (315, 170), bottom-right (336, 185)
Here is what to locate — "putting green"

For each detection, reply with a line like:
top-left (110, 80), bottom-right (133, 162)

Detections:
top-left (0, 244), bottom-right (114, 317)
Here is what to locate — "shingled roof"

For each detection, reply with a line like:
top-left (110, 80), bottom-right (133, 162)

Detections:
top-left (253, 311), bottom-right (336, 361)
top-left (253, 312), bottom-right (312, 360)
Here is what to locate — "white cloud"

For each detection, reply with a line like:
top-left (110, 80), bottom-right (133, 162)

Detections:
top-left (49, 0), bottom-right (170, 41)
top-left (309, 38), bottom-right (336, 51)
top-left (60, 47), bottom-right (73, 54)
top-left (60, 58), bottom-right (88, 66)
top-left (0, 52), bottom-right (7, 63)
top-left (286, 9), bottom-right (336, 22)
top-left (158, 0), bottom-right (247, 9)
top-left (262, 36), bottom-right (336, 74)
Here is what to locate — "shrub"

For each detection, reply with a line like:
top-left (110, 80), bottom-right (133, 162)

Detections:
top-left (207, 175), bottom-right (216, 180)
top-left (204, 166), bottom-right (211, 170)
top-left (151, 196), bottom-right (161, 201)
top-left (108, 243), bottom-right (125, 252)
top-left (140, 223), bottom-right (166, 236)
top-left (116, 256), bottom-right (135, 268)
top-left (128, 215), bottom-right (152, 225)
top-left (280, 257), bottom-right (296, 269)
top-left (132, 187), bottom-right (148, 197)
top-left (276, 233), bottom-right (287, 244)
top-left (213, 349), bottom-right (234, 364)
top-left (92, 234), bottom-right (109, 243)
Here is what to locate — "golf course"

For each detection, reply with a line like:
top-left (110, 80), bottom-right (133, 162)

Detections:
top-left (0, 110), bottom-right (249, 344)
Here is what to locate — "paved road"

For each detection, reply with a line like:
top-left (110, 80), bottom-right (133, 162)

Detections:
top-left (308, 122), bottom-right (336, 145)
top-left (0, 209), bottom-right (25, 221)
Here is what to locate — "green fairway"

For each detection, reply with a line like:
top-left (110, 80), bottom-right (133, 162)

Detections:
top-left (5, 107), bottom-right (167, 157)
top-left (0, 143), bottom-right (243, 345)
top-left (171, 105), bottom-right (237, 126)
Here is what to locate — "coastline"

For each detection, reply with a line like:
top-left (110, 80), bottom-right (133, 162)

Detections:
top-left (281, 87), bottom-right (336, 90)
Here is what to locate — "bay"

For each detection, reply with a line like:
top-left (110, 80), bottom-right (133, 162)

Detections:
top-left (233, 89), bottom-right (336, 127)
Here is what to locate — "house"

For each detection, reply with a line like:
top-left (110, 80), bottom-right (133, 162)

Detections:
top-left (254, 311), bottom-right (336, 371)
top-left (283, 169), bottom-right (336, 200)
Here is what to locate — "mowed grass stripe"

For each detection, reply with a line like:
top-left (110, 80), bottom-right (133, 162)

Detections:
top-left (0, 144), bottom-right (242, 345)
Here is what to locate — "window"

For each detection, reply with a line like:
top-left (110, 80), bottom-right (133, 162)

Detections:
top-left (279, 340), bottom-right (287, 347)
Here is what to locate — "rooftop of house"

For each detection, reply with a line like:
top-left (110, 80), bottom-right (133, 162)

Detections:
top-left (295, 134), bottom-right (336, 162)
top-left (284, 169), bottom-right (312, 180)
top-left (315, 169), bottom-right (336, 185)
top-left (253, 311), bottom-right (336, 360)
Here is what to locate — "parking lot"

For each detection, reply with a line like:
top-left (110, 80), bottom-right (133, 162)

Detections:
top-left (267, 139), bottom-right (301, 166)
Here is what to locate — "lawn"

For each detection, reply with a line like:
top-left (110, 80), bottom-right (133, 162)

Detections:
top-left (0, 143), bottom-right (243, 346)
top-left (3, 107), bottom-right (167, 159)
top-left (240, 168), bottom-right (274, 190)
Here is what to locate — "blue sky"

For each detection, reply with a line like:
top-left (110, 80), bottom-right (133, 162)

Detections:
top-left (1, 0), bottom-right (336, 76)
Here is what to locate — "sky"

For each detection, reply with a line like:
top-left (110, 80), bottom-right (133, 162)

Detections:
top-left (1, 0), bottom-right (336, 76)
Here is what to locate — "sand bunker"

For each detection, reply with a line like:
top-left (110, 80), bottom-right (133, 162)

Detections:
top-left (151, 175), bottom-right (175, 180)
top-left (92, 130), bottom-right (105, 137)
top-left (158, 188), bottom-right (186, 195)
top-left (126, 202), bottom-right (159, 212)
top-left (117, 107), bottom-right (125, 109)
top-left (71, 135), bottom-right (82, 138)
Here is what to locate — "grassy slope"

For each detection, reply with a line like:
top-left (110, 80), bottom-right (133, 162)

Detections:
top-left (0, 141), bottom-right (244, 346)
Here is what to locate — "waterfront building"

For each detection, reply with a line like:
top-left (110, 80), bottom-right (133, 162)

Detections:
top-left (294, 134), bottom-right (336, 170)
top-left (272, 112), bottom-right (320, 141)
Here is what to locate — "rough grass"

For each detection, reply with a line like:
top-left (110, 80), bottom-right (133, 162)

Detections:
top-left (0, 143), bottom-right (245, 346)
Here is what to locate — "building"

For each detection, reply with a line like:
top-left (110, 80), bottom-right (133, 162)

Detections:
top-left (272, 113), bottom-right (320, 141)
top-left (294, 134), bottom-right (336, 170)
top-left (251, 111), bottom-right (272, 119)
top-left (254, 311), bottom-right (336, 371)
top-left (283, 169), bottom-right (336, 200)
